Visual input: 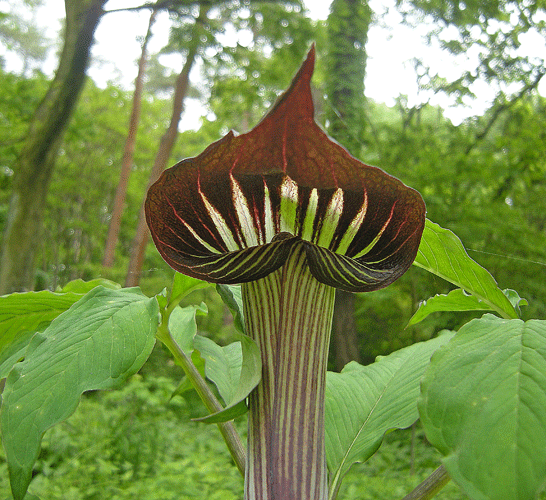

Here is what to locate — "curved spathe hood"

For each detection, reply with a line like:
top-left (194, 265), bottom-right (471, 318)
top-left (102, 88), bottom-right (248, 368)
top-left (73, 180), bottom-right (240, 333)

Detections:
top-left (145, 46), bottom-right (426, 292)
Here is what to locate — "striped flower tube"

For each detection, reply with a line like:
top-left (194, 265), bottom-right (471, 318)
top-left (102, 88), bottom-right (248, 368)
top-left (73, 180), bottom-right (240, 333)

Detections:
top-left (145, 46), bottom-right (426, 500)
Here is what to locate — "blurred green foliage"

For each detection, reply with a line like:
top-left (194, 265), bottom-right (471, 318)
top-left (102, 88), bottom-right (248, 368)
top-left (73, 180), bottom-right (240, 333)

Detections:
top-left (0, 375), bottom-right (245, 499)
top-left (6, 374), bottom-right (540, 500)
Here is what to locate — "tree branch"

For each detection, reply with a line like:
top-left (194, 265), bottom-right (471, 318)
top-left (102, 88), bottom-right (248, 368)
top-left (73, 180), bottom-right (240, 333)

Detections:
top-left (104, 0), bottom-right (208, 15)
top-left (464, 69), bottom-right (546, 156)
top-left (104, 0), bottom-right (291, 15)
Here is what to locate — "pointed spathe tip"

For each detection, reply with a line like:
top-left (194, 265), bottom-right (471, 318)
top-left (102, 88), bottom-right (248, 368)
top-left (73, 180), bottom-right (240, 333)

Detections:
top-left (259, 44), bottom-right (316, 125)
top-left (290, 43), bottom-right (315, 90)
top-left (303, 43), bottom-right (316, 75)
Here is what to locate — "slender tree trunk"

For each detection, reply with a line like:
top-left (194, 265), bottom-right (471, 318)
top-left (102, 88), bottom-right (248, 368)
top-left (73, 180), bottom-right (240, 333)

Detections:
top-left (102, 9), bottom-right (157, 267)
top-left (0, 0), bottom-right (107, 294)
top-left (125, 8), bottom-right (205, 286)
top-left (325, 0), bottom-right (371, 153)
top-left (326, 0), bottom-right (372, 369)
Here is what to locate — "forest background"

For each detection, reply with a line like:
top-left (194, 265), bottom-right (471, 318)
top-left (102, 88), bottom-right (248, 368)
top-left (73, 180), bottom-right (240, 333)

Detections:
top-left (1, 0), bottom-right (546, 498)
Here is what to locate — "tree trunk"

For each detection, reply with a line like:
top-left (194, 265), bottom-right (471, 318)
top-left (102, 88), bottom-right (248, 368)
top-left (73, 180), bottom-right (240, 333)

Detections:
top-left (102, 9), bottom-right (157, 268)
top-left (125, 8), bottom-right (205, 287)
top-left (0, 0), bottom-right (107, 294)
top-left (326, 0), bottom-right (372, 369)
top-left (326, 0), bottom-right (371, 153)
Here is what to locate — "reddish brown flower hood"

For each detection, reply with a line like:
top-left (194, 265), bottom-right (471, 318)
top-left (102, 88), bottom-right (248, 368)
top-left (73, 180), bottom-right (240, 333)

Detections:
top-left (145, 46), bottom-right (426, 292)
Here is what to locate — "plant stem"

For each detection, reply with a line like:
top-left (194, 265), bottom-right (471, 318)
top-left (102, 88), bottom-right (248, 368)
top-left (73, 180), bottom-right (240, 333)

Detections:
top-left (401, 465), bottom-right (451, 500)
top-left (242, 242), bottom-right (335, 500)
top-left (156, 319), bottom-right (246, 476)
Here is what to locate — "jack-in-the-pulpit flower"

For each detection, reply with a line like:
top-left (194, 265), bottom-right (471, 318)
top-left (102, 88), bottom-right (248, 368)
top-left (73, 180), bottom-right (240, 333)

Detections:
top-left (146, 46), bottom-right (426, 500)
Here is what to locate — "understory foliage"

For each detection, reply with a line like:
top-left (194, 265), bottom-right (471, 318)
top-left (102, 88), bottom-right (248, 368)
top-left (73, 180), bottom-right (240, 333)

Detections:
top-left (0, 376), bottom-right (475, 500)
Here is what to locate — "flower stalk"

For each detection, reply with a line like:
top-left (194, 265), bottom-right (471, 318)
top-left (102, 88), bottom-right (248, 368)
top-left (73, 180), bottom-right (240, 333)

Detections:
top-left (243, 240), bottom-right (335, 500)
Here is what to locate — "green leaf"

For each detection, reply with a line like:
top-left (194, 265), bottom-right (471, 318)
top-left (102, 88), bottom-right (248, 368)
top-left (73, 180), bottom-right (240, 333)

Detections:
top-left (503, 289), bottom-right (528, 314)
top-left (0, 291), bottom-right (85, 378)
top-left (194, 332), bottom-right (261, 424)
top-left (325, 332), bottom-right (454, 497)
top-left (0, 280), bottom-right (122, 378)
top-left (413, 219), bottom-right (517, 319)
top-left (216, 284), bottom-right (245, 333)
top-left (59, 278), bottom-right (120, 293)
top-left (194, 398), bottom-right (248, 423)
top-left (409, 287), bottom-right (528, 326)
top-left (408, 288), bottom-right (493, 326)
top-left (168, 303), bottom-right (207, 355)
top-left (194, 336), bottom-right (243, 404)
top-left (164, 296), bottom-right (260, 423)
top-left (419, 316), bottom-right (546, 500)
top-left (170, 272), bottom-right (208, 303)
top-left (0, 287), bottom-right (158, 500)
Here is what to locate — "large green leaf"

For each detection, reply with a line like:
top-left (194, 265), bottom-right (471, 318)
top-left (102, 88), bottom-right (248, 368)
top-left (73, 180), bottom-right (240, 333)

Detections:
top-left (0, 279), bottom-right (121, 379)
top-left (170, 272), bottom-right (208, 303)
top-left (325, 332), bottom-right (454, 498)
top-left (58, 278), bottom-right (120, 293)
top-left (0, 291), bottom-right (85, 379)
top-left (414, 219), bottom-right (517, 319)
top-left (0, 290), bottom-right (81, 351)
top-left (0, 287), bottom-right (158, 500)
top-left (419, 315), bottom-right (546, 500)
